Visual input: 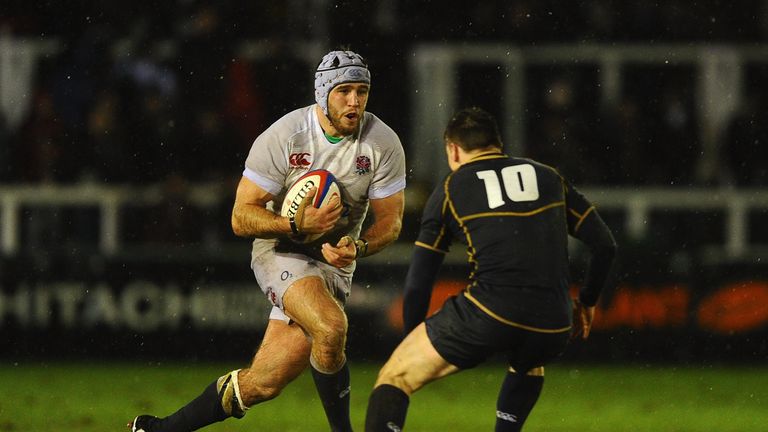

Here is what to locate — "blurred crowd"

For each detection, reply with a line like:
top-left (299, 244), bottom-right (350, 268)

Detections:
top-left (1, 0), bottom-right (768, 249)
top-left (2, 0), bottom-right (768, 186)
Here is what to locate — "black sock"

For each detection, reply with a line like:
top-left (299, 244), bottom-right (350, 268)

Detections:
top-left (365, 384), bottom-right (409, 432)
top-left (311, 362), bottom-right (353, 432)
top-left (494, 372), bottom-right (543, 432)
top-left (156, 380), bottom-right (228, 432)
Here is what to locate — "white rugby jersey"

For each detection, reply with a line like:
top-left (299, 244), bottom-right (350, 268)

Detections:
top-left (243, 105), bottom-right (406, 265)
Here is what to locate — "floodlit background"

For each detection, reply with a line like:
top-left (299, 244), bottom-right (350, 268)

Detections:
top-left (1, 1), bottom-right (768, 431)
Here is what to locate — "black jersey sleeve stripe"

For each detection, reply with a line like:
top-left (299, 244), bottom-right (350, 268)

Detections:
top-left (459, 201), bottom-right (565, 223)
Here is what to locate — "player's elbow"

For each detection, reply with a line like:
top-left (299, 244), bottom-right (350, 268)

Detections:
top-left (390, 218), bottom-right (403, 242)
top-left (372, 217), bottom-right (402, 251)
top-left (231, 210), bottom-right (248, 237)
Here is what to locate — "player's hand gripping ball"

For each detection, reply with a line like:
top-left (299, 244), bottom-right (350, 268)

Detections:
top-left (281, 169), bottom-right (341, 243)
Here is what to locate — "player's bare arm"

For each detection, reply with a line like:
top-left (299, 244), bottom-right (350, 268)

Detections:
top-left (231, 176), bottom-right (286, 238)
top-left (231, 176), bottom-right (341, 238)
top-left (321, 190), bottom-right (404, 267)
top-left (360, 190), bottom-right (405, 255)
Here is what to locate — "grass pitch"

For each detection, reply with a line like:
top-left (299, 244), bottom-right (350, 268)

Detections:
top-left (0, 361), bottom-right (766, 431)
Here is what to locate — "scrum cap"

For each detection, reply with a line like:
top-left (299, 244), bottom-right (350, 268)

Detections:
top-left (314, 50), bottom-right (370, 115)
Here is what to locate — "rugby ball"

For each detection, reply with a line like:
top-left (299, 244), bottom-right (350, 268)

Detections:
top-left (280, 169), bottom-right (341, 243)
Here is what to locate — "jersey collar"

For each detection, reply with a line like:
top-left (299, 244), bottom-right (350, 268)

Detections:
top-left (467, 151), bottom-right (506, 163)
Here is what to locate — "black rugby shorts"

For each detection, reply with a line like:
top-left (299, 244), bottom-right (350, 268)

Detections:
top-left (425, 293), bottom-right (570, 370)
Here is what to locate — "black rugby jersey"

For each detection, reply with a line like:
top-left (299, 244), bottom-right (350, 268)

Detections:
top-left (415, 153), bottom-right (614, 331)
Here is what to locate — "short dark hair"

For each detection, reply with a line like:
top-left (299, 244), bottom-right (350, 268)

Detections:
top-left (443, 107), bottom-right (502, 151)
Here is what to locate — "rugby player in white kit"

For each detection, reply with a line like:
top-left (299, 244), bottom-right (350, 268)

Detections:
top-left (130, 50), bottom-right (405, 432)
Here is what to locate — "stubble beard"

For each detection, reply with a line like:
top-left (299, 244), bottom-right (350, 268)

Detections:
top-left (328, 107), bottom-right (360, 137)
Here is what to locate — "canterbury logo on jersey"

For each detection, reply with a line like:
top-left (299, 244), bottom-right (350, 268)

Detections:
top-left (289, 153), bottom-right (312, 168)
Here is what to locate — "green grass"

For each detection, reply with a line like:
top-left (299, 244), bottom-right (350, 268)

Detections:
top-left (0, 362), bottom-right (767, 431)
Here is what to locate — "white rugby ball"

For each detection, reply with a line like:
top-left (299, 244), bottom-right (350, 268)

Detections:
top-left (280, 169), bottom-right (341, 243)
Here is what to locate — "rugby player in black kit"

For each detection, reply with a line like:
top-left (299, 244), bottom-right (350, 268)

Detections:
top-left (366, 107), bottom-right (617, 432)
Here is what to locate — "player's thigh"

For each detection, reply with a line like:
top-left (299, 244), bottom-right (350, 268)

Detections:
top-left (505, 329), bottom-right (570, 373)
top-left (243, 319), bottom-right (311, 389)
top-left (252, 250), bottom-right (350, 325)
top-left (282, 275), bottom-right (347, 336)
top-left (376, 323), bottom-right (459, 394)
top-left (251, 251), bottom-right (325, 310)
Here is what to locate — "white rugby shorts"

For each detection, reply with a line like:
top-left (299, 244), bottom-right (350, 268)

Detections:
top-left (251, 250), bottom-right (352, 322)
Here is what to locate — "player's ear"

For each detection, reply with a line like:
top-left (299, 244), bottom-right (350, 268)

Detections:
top-left (446, 141), bottom-right (460, 164)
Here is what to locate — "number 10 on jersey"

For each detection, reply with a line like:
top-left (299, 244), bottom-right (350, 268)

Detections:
top-left (476, 164), bottom-right (539, 209)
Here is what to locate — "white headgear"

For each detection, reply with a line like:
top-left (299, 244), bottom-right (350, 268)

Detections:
top-left (314, 50), bottom-right (370, 115)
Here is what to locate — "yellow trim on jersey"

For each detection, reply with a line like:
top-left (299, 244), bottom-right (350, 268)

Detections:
top-left (420, 179), bottom-right (452, 251)
top-left (445, 176), bottom-right (479, 280)
top-left (467, 152), bottom-right (506, 163)
top-left (573, 206), bottom-right (595, 232)
top-left (433, 193), bottom-right (452, 246)
top-left (463, 291), bottom-right (572, 334)
top-left (414, 241), bottom-right (448, 254)
top-left (568, 206), bottom-right (595, 233)
top-left (459, 201), bottom-right (565, 223)
top-left (426, 222), bottom-right (448, 251)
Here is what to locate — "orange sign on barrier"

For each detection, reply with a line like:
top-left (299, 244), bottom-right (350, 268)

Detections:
top-left (387, 279), bottom-right (768, 334)
top-left (593, 284), bottom-right (690, 330)
top-left (697, 281), bottom-right (768, 334)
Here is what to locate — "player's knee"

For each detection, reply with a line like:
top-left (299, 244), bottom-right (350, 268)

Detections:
top-left (305, 310), bottom-right (347, 372)
top-left (313, 314), bottom-right (348, 351)
top-left (312, 340), bottom-right (346, 371)
top-left (311, 329), bottom-right (347, 372)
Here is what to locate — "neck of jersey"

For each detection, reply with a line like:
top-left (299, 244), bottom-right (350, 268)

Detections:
top-left (324, 132), bottom-right (344, 144)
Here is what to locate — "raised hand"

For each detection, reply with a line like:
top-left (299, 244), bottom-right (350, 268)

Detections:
top-left (571, 299), bottom-right (595, 340)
